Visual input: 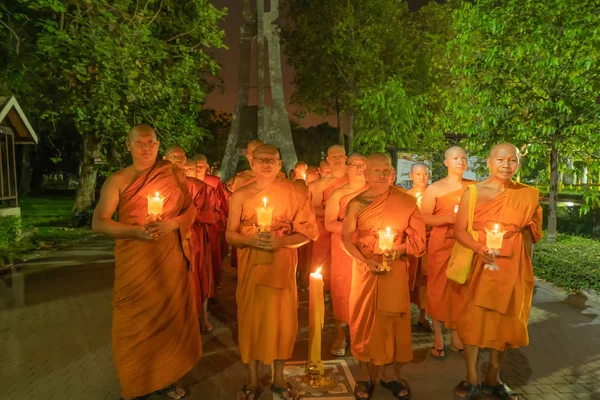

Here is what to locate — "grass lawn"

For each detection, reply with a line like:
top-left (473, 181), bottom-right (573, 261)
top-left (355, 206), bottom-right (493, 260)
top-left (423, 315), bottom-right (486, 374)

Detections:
top-left (534, 233), bottom-right (600, 293)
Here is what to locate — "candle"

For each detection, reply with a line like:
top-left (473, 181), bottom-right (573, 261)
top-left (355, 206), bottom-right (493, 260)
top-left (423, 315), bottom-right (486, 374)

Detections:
top-left (301, 172), bottom-right (307, 181)
top-left (485, 223), bottom-right (504, 250)
top-left (378, 227), bottom-right (395, 252)
top-left (147, 192), bottom-right (164, 218)
top-left (416, 192), bottom-right (422, 209)
top-left (308, 267), bottom-right (325, 373)
top-left (454, 197), bottom-right (460, 213)
top-left (255, 197), bottom-right (274, 230)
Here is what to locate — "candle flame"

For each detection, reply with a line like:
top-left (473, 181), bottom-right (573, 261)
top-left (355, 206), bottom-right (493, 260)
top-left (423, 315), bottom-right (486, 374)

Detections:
top-left (416, 192), bottom-right (421, 197)
top-left (263, 197), bottom-right (267, 207)
top-left (386, 227), bottom-right (391, 234)
top-left (494, 223), bottom-right (499, 233)
top-left (316, 266), bottom-right (322, 274)
top-left (155, 191), bottom-right (159, 198)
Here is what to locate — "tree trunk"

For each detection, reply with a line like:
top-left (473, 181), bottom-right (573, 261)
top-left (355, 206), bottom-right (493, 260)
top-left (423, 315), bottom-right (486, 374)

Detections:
top-left (347, 112), bottom-right (354, 155)
top-left (335, 98), bottom-right (345, 150)
top-left (19, 145), bottom-right (32, 197)
top-left (72, 134), bottom-right (101, 227)
top-left (547, 132), bottom-right (559, 242)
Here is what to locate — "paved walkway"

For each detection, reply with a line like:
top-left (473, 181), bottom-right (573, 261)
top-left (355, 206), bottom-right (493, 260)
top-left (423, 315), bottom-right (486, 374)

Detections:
top-left (1, 236), bottom-right (599, 400)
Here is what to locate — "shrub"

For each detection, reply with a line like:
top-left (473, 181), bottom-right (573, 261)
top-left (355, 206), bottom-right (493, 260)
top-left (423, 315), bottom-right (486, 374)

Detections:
top-left (533, 233), bottom-right (600, 293)
top-left (0, 215), bottom-right (22, 248)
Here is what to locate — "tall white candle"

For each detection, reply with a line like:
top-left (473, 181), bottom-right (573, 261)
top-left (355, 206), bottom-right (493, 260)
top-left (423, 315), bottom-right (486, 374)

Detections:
top-left (147, 192), bottom-right (164, 217)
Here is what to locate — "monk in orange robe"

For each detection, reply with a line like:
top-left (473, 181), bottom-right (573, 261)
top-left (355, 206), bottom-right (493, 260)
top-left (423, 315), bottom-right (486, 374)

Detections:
top-left (421, 146), bottom-right (474, 359)
top-left (227, 144), bottom-right (318, 400)
top-left (92, 125), bottom-right (200, 400)
top-left (293, 160), bottom-right (308, 183)
top-left (194, 153), bottom-right (228, 288)
top-left (342, 153), bottom-right (426, 400)
top-left (406, 162), bottom-right (433, 332)
top-left (324, 153), bottom-right (367, 356)
top-left (306, 166), bottom-right (321, 184)
top-left (452, 143), bottom-right (542, 399)
top-left (318, 159), bottom-right (332, 177)
top-left (308, 145), bottom-right (348, 288)
top-left (183, 158), bottom-right (221, 332)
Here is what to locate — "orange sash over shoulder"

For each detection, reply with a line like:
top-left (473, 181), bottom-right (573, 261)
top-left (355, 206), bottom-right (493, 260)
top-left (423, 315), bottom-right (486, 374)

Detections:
top-left (113, 161), bottom-right (201, 399)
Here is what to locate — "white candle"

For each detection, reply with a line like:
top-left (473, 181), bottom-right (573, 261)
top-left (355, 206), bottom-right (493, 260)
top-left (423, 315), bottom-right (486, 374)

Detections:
top-left (378, 227), bottom-right (395, 252)
top-left (255, 196), bottom-right (274, 229)
top-left (147, 192), bottom-right (164, 217)
top-left (416, 192), bottom-right (422, 209)
top-left (454, 197), bottom-right (460, 213)
top-left (308, 267), bottom-right (324, 369)
top-left (485, 223), bottom-right (504, 250)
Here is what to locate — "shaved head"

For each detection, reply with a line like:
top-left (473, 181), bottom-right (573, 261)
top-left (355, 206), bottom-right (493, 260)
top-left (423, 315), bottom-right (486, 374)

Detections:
top-left (295, 161), bottom-right (308, 168)
top-left (251, 144), bottom-right (282, 179)
top-left (490, 143), bottom-right (520, 159)
top-left (365, 153), bottom-right (393, 186)
top-left (411, 162), bottom-right (429, 173)
top-left (319, 160), bottom-right (330, 169)
top-left (347, 152), bottom-right (366, 164)
top-left (445, 146), bottom-right (466, 159)
top-left (164, 145), bottom-right (185, 157)
top-left (253, 144), bottom-right (280, 158)
top-left (194, 154), bottom-right (208, 163)
top-left (128, 124), bottom-right (156, 141)
top-left (367, 152), bottom-right (392, 166)
top-left (327, 145), bottom-right (346, 156)
top-left (184, 159), bottom-right (197, 178)
top-left (487, 142), bottom-right (520, 180)
top-left (247, 139), bottom-right (264, 154)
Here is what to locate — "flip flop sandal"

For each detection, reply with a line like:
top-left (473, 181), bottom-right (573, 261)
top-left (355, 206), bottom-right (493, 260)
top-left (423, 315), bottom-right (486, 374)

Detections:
top-left (271, 383), bottom-right (299, 400)
top-left (381, 379), bottom-right (412, 399)
top-left (238, 385), bottom-right (261, 400)
top-left (353, 380), bottom-right (374, 400)
top-left (482, 383), bottom-right (519, 399)
top-left (431, 346), bottom-right (446, 360)
top-left (330, 340), bottom-right (348, 356)
top-left (454, 380), bottom-right (481, 400)
top-left (417, 320), bottom-right (434, 332)
top-left (156, 383), bottom-right (187, 399)
top-left (451, 346), bottom-right (465, 354)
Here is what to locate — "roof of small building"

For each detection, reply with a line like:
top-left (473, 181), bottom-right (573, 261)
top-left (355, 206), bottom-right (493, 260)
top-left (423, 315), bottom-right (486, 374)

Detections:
top-left (0, 96), bottom-right (38, 144)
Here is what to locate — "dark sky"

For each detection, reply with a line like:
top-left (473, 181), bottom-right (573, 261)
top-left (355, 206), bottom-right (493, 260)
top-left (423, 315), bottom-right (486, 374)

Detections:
top-left (204, 0), bottom-right (428, 128)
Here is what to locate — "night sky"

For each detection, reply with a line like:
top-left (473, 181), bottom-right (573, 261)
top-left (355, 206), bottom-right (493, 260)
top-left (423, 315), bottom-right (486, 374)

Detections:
top-left (204, 0), bottom-right (429, 128)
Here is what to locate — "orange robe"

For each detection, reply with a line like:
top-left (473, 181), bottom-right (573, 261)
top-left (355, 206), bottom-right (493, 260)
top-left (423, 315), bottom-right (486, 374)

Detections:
top-left (204, 174), bottom-right (229, 265)
top-left (457, 183), bottom-right (543, 350)
top-left (409, 229), bottom-right (430, 309)
top-left (113, 161), bottom-right (201, 398)
top-left (331, 187), bottom-right (368, 324)
top-left (188, 177), bottom-right (219, 310)
top-left (235, 178), bottom-right (319, 364)
top-left (426, 182), bottom-right (473, 325)
top-left (349, 187), bottom-right (426, 365)
top-left (311, 175), bottom-right (349, 288)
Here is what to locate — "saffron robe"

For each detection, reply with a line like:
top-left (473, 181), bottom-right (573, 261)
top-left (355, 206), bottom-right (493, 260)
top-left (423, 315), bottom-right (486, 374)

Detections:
top-left (235, 178), bottom-right (319, 364)
top-left (113, 161), bottom-right (201, 398)
top-left (349, 187), bottom-right (426, 365)
top-left (188, 177), bottom-right (219, 310)
top-left (409, 229), bottom-right (430, 309)
top-left (204, 174), bottom-right (229, 266)
top-left (311, 175), bottom-right (349, 288)
top-left (330, 186), bottom-right (368, 324)
top-left (426, 182), bottom-right (473, 325)
top-left (457, 182), bottom-right (542, 351)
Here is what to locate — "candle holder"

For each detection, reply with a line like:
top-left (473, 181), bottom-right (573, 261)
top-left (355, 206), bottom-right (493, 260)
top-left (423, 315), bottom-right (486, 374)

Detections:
top-left (255, 197), bottom-right (274, 232)
top-left (484, 223), bottom-right (505, 271)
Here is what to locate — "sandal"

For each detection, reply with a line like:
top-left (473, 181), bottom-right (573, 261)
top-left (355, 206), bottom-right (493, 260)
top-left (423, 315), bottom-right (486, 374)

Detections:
top-left (156, 383), bottom-right (187, 399)
top-left (271, 383), bottom-right (299, 400)
top-left (353, 380), bottom-right (374, 400)
top-left (454, 381), bottom-right (481, 399)
top-left (482, 383), bottom-right (519, 399)
top-left (416, 320), bottom-right (434, 333)
top-left (237, 385), bottom-right (261, 400)
top-left (330, 340), bottom-right (348, 357)
top-left (431, 346), bottom-right (446, 360)
top-left (381, 379), bottom-right (412, 399)
top-left (451, 346), bottom-right (465, 354)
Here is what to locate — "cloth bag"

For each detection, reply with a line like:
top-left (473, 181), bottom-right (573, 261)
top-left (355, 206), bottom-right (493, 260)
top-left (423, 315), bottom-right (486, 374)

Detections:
top-left (446, 184), bottom-right (478, 284)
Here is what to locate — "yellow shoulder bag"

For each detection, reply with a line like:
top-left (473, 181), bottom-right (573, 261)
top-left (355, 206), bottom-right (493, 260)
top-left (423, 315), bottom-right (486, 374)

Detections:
top-left (446, 184), bottom-right (478, 284)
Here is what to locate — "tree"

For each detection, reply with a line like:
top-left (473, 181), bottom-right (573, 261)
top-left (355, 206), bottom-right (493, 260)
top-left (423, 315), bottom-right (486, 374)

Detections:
top-left (282, 0), bottom-right (414, 154)
top-left (1, 0), bottom-right (226, 223)
top-left (447, 0), bottom-right (600, 241)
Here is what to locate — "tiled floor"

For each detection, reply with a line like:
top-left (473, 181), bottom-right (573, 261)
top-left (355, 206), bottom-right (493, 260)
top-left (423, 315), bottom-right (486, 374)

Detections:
top-left (1, 236), bottom-right (599, 399)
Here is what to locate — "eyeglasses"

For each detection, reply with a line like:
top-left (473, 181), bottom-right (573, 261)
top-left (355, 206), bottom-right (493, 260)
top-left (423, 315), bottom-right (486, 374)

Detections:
top-left (133, 141), bottom-right (158, 149)
top-left (255, 157), bottom-right (280, 165)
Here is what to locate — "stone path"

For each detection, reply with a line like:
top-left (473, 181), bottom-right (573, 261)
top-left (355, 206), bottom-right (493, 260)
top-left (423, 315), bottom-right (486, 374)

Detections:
top-left (1, 236), bottom-right (599, 399)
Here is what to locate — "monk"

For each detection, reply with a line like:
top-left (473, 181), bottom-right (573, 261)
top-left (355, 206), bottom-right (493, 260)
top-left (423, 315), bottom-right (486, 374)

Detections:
top-left (232, 140), bottom-right (265, 193)
top-left (92, 125), bottom-right (200, 400)
top-left (163, 144), bottom-right (187, 169)
top-left (324, 153), bottom-right (367, 356)
top-left (452, 143), bottom-right (542, 399)
top-left (194, 154), bottom-right (228, 287)
top-left (293, 160), bottom-right (308, 182)
top-left (308, 145), bottom-right (348, 287)
top-left (318, 159), bottom-right (332, 178)
top-left (183, 159), bottom-right (220, 332)
top-left (306, 166), bottom-right (321, 184)
top-left (421, 146), bottom-right (474, 359)
top-left (406, 163), bottom-right (433, 331)
top-left (341, 153), bottom-right (426, 400)
top-left (227, 144), bottom-right (319, 400)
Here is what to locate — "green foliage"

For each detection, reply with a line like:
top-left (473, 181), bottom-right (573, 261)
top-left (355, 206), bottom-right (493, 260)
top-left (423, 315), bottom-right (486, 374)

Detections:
top-left (0, 215), bottom-right (22, 248)
top-left (533, 233), bottom-right (600, 293)
top-left (580, 189), bottom-right (600, 217)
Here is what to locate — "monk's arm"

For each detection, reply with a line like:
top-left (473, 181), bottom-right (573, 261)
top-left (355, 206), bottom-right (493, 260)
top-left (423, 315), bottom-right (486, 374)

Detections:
top-left (310, 181), bottom-right (325, 218)
top-left (92, 176), bottom-right (146, 238)
top-left (275, 233), bottom-right (310, 249)
top-left (402, 207), bottom-right (427, 257)
top-left (420, 187), bottom-right (454, 226)
top-left (340, 201), bottom-right (368, 264)
top-left (454, 189), bottom-right (482, 252)
top-left (324, 191), bottom-right (343, 233)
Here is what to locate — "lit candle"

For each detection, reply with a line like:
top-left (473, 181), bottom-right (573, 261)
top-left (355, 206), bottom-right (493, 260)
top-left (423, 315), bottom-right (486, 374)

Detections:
top-left (308, 267), bottom-right (325, 373)
top-left (416, 192), bottom-right (422, 209)
top-left (255, 197), bottom-right (274, 231)
top-left (147, 192), bottom-right (165, 218)
top-left (485, 223), bottom-right (504, 250)
top-left (301, 172), bottom-right (307, 181)
top-left (378, 227), bottom-right (395, 252)
top-left (454, 197), bottom-right (460, 213)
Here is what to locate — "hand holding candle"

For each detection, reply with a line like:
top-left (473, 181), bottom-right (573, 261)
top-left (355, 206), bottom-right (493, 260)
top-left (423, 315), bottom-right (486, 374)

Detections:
top-left (378, 227), bottom-right (396, 272)
top-left (255, 197), bottom-right (274, 232)
top-left (484, 223), bottom-right (505, 271)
